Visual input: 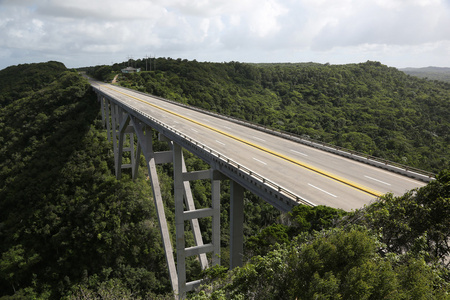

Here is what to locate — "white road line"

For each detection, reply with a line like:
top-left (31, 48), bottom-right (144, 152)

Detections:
top-left (173, 121), bottom-right (179, 123)
top-left (253, 136), bottom-right (266, 142)
top-left (223, 126), bottom-right (231, 130)
top-left (308, 183), bottom-right (337, 198)
top-left (290, 149), bottom-right (308, 156)
top-left (364, 175), bottom-right (391, 186)
top-left (386, 171), bottom-right (426, 184)
top-left (191, 128), bottom-right (198, 133)
top-left (253, 157), bottom-right (267, 165)
top-left (215, 140), bottom-right (225, 146)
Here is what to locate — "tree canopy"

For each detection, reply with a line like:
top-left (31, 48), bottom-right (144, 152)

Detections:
top-left (193, 171), bottom-right (450, 299)
top-left (0, 64), bottom-right (173, 298)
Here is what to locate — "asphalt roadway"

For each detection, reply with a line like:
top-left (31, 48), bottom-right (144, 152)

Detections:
top-left (93, 81), bottom-right (427, 211)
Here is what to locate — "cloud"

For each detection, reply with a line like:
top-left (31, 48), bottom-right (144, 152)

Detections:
top-left (36, 0), bottom-right (163, 20)
top-left (307, 0), bottom-right (450, 50)
top-left (0, 0), bottom-right (449, 69)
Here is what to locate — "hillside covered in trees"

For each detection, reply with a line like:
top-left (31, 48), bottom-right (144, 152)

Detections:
top-left (0, 63), bottom-right (174, 298)
top-left (87, 59), bottom-right (450, 173)
top-left (0, 61), bottom-right (449, 299)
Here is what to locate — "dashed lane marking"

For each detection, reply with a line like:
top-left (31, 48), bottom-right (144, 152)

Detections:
top-left (101, 85), bottom-right (383, 198)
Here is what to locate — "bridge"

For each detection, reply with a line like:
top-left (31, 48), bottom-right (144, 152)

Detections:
top-left (91, 80), bottom-right (433, 299)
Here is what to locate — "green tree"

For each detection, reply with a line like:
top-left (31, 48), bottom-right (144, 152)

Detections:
top-left (351, 170), bottom-right (450, 266)
top-left (193, 226), bottom-right (449, 299)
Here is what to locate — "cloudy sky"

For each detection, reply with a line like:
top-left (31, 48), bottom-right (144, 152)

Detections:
top-left (0, 0), bottom-right (449, 70)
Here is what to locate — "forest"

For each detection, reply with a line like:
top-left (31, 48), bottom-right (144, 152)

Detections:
top-left (0, 60), bottom-right (449, 299)
top-left (86, 58), bottom-right (450, 173)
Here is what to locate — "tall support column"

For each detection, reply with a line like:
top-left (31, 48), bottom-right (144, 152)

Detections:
top-left (163, 137), bottom-right (208, 270)
top-left (116, 113), bottom-right (130, 179)
top-left (100, 95), bottom-right (106, 127)
top-left (230, 181), bottom-right (244, 269)
top-left (131, 134), bottom-right (141, 180)
top-left (129, 132), bottom-right (139, 179)
top-left (117, 105), bottom-right (124, 127)
top-left (211, 170), bottom-right (221, 267)
top-left (111, 103), bottom-right (119, 170)
top-left (116, 111), bottom-right (137, 180)
top-left (104, 98), bottom-right (111, 143)
top-left (132, 119), bottom-right (179, 295)
top-left (173, 143), bottom-right (187, 299)
top-left (173, 144), bottom-right (222, 299)
top-left (181, 152), bottom-right (208, 270)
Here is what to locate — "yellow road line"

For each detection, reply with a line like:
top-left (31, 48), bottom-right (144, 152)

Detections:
top-left (103, 85), bottom-right (383, 198)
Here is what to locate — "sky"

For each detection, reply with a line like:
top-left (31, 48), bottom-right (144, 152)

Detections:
top-left (0, 0), bottom-right (449, 70)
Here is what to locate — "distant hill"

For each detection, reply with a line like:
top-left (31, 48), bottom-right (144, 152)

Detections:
top-left (400, 66), bottom-right (450, 82)
top-left (0, 61), bottom-right (67, 107)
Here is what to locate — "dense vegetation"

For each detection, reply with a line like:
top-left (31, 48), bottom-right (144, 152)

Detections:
top-left (1, 60), bottom-right (449, 299)
top-left (87, 58), bottom-right (450, 173)
top-left (193, 172), bottom-right (449, 299)
top-left (0, 61), bottom-right (67, 107)
top-left (0, 64), bottom-right (172, 298)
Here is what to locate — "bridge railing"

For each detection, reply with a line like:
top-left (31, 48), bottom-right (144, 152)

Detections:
top-left (118, 86), bottom-right (436, 182)
top-left (172, 125), bottom-right (314, 207)
top-left (96, 87), bottom-right (314, 208)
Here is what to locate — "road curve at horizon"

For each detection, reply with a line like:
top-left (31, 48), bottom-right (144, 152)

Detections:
top-left (92, 81), bottom-right (427, 211)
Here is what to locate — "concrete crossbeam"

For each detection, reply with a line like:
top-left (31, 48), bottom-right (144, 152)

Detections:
top-left (183, 208), bottom-right (214, 220)
top-left (185, 244), bottom-right (214, 257)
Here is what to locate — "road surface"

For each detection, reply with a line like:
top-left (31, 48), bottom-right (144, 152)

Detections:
top-left (92, 81), bottom-right (427, 211)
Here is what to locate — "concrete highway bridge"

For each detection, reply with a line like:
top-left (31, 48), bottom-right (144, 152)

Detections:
top-left (91, 81), bottom-right (433, 299)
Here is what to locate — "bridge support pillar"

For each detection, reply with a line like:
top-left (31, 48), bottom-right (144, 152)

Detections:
top-left (98, 95), bottom-right (112, 142)
top-left (173, 143), bottom-right (222, 299)
top-left (230, 181), bottom-right (244, 269)
top-left (173, 143), bottom-right (186, 298)
top-left (108, 107), bottom-right (139, 180)
top-left (132, 120), bottom-right (179, 295)
top-left (99, 95), bottom-right (111, 142)
top-left (110, 102), bottom-right (119, 171)
top-left (99, 94), bottom-right (105, 127)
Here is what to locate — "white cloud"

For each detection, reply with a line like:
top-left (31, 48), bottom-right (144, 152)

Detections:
top-left (36, 0), bottom-right (163, 20)
top-left (293, 0), bottom-right (450, 50)
top-left (0, 0), bottom-right (449, 69)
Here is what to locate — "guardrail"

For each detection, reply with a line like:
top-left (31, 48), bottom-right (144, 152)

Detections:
top-left (117, 85), bottom-right (436, 183)
top-left (95, 86), bottom-right (315, 209)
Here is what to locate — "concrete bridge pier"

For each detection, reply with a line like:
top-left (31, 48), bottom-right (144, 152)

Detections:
top-left (230, 181), bottom-right (244, 269)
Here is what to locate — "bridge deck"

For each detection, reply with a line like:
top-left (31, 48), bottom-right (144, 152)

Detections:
top-left (92, 81), bottom-right (427, 211)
